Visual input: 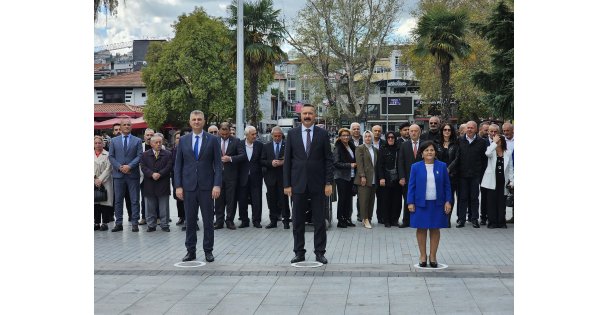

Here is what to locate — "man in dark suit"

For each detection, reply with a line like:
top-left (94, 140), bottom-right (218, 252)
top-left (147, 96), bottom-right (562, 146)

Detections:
top-left (108, 116), bottom-right (143, 232)
top-left (396, 121), bottom-right (410, 145)
top-left (236, 126), bottom-right (264, 228)
top-left (140, 134), bottom-right (173, 232)
top-left (174, 110), bottom-right (222, 262)
top-left (214, 122), bottom-right (245, 230)
top-left (397, 123), bottom-right (422, 228)
top-left (284, 104), bottom-right (334, 265)
top-left (261, 126), bottom-right (290, 229)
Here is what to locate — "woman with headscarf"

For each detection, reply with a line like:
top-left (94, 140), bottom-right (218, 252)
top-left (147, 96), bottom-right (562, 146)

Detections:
top-left (354, 130), bottom-right (379, 229)
top-left (94, 135), bottom-right (114, 231)
top-left (407, 141), bottom-right (452, 268)
top-left (333, 128), bottom-right (357, 228)
top-left (377, 131), bottom-right (402, 227)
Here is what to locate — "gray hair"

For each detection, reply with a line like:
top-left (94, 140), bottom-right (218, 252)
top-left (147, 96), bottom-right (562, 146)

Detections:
top-left (154, 132), bottom-right (164, 138)
top-left (145, 128), bottom-right (155, 134)
top-left (271, 126), bottom-right (283, 134)
top-left (350, 122), bottom-right (360, 129)
top-left (244, 125), bottom-right (257, 135)
top-left (190, 110), bottom-right (205, 119)
top-left (150, 135), bottom-right (163, 143)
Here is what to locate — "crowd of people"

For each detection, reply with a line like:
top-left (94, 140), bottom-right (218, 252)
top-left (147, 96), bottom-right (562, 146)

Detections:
top-left (94, 109), bottom-right (514, 267)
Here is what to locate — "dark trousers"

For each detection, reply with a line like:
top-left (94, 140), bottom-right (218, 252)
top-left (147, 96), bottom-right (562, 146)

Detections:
top-left (480, 187), bottom-right (488, 221)
top-left (457, 177), bottom-right (481, 222)
top-left (94, 204), bottom-right (114, 224)
top-left (176, 199), bottom-right (184, 218)
top-left (292, 188), bottom-right (327, 256)
top-left (401, 184), bottom-right (411, 225)
top-left (487, 189), bottom-right (506, 227)
top-left (184, 188), bottom-right (214, 253)
top-left (336, 179), bottom-right (354, 223)
top-left (113, 178), bottom-right (140, 225)
top-left (266, 182), bottom-right (290, 222)
top-left (238, 176), bottom-right (262, 224)
top-left (375, 186), bottom-right (384, 222)
top-left (215, 180), bottom-right (238, 224)
top-left (447, 182), bottom-right (457, 223)
top-left (382, 184), bottom-right (402, 223)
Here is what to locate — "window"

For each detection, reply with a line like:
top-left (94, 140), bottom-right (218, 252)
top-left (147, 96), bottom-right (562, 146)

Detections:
top-left (142, 92), bottom-right (146, 97)
top-left (288, 90), bottom-right (296, 101)
top-left (301, 90), bottom-right (310, 101)
top-left (102, 88), bottom-right (125, 103)
top-left (287, 78), bottom-right (296, 89)
top-left (395, 56), bottom-right (400, 68)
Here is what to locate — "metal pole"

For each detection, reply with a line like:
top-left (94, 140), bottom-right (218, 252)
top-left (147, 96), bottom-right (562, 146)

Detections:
top-left (236, 0), bottom-right (245, 138)
top-left (277, 62), bottom-right (283, 119)
top-left (385, 80), bottom-right (389, 132)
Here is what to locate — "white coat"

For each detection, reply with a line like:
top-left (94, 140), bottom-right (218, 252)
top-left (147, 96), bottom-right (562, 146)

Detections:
top-left (480, 142), bottom-right (514, 195)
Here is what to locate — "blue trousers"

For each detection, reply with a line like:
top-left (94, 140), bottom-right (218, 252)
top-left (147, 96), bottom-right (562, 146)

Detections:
top-left (184, 188), bottom-right (214, 253)
top-left (113, 178), bottom-right (140, 225)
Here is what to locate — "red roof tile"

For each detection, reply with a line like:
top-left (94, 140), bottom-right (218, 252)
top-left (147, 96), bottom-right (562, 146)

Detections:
top-left (94, 71), bottom-right (145, 88)
top-left (94, 63), bottom-right (109, 71)
top-left (94, 103), bottom-right (143, 113)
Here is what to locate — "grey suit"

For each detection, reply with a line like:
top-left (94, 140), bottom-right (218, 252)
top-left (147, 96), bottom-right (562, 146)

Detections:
top-left (108, 133), bottom-right (143, 225)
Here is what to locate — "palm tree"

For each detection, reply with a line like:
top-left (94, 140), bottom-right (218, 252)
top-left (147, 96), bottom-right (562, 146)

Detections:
top-left (94, 0), bottom-right (121, 22)
top-left (413, 5), bottom-right (470, 123)
top-left (228, 0), bottom-right (287, 128)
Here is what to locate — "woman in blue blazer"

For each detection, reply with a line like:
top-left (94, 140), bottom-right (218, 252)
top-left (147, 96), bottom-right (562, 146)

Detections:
top-left (407, 141), bottom-right (453, 268)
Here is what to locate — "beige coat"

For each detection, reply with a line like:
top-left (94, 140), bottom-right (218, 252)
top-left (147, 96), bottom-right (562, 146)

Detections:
top-left (354, 145), bottom-right (378, 187)
top-left (94, 150), bottom-right (114, 207)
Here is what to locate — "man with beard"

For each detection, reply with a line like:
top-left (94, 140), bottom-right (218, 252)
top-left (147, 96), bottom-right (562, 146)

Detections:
top-left (420, 116), bottom-right (441, 143)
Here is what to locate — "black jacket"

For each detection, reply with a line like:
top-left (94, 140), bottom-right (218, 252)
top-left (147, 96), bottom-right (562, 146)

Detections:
top-left (260, 140), bottom-right (286, 186)
top-left (377, 144), bottom-right (400, 187)
top-left (453, 135), bottom-right (487, 178)
top-left (333, 141), bottom-right (357, 181)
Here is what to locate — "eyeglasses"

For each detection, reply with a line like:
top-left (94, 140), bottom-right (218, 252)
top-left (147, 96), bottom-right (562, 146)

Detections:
top-left (443, 129), bottom-right (451, 132)
top-left (387, 136), bottom-right (395, 139)
top-left (210, 131), bottom-right (218, 134)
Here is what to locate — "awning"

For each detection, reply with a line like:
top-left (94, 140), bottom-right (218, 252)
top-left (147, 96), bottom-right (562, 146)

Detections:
top-left (94, 116), bottom-right (148, 129)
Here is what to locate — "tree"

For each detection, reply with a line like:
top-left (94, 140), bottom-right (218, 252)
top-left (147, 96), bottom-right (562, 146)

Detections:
top-left (412, 4), bottom-right (471, 123)
top-left (285, 0), bottom-right (403, 119)
top-left (472, 1), bottom-right (514, 120)
top-left (142, 7), bottom-right (236, 130)
top-left (94, 0), bottom-right (121, 22)
top-left (227, 0), bottom-right (287, 128)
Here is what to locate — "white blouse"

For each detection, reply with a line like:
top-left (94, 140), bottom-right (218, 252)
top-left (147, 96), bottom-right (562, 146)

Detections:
top-left (425, 164), bottom-right (436, 200)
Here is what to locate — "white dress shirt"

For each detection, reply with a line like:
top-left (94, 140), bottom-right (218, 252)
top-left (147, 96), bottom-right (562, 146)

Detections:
top-left (191, 132), bottom-right (203, 153)
top-left (425, 163), bottom-right (437, 200)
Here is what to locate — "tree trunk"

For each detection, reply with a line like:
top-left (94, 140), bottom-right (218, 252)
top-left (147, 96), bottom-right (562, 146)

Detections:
top-left (248, 66), bottom-right (260, 129)
top-left (440, 61), bottom-right (452, 123)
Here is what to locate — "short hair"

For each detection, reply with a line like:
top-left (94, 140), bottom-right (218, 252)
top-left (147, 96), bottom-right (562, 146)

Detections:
top-left (489, 124), bottom-right (500, 132)
top-left (173, 130), bottom-right (181, 140)
top-left (94, 135), bottom-right (104, 142)
top-left (466, 121), bottom-right (478, 128)
top-left (337, 128), bottom-right (351, 137)
top-left (208, 125), bottom-right (218, 130)
top-left (271, 126), bottom-right (283, 134)
top-left (145, 128), bottom-right (155, 134)
top-left (302, 103), bottom-right (315, 111)
top-left (150, 135), bottom-right (163, 143)
top-left (219, 122), bottom-right (231, 130)
top-left (119, 115), bottom-right (131, 124)
top-left (399, 121), bottom-right (411, 130)
top-left (419, 140), bottom-right (437, 155)
top-left (154, 132), bottom-right (164, 138)
top-left (244, 125), bottom-right (256, 135)
top-left (479, 122), bottom-right (490, 128)
top-left (190, 110), bottom-right (205, 119)
top-left (112, 123), bottom-right (120, 129)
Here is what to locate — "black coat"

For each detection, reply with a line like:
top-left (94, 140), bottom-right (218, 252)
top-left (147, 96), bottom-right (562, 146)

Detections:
top-left (219, 136), bottom-right (246, 183)
top-left (333, 141), bottom-right (356, 181)
top-left (260, 140), bottom-right (286, 186)
top-left (453, 135), bottom-right (487, 178)
top-left (141, 149), bottom-right (173, 197)
top-left (397, 140), bottom-right (423, 183)
top-left (420, 130), bottom-right (442, 143)
top-left (377, 144), bottom-right (400, 187)
top-left (235, 140), bottom-right (263, 187)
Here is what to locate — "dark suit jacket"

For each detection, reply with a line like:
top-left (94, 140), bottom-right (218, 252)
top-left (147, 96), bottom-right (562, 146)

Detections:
top-left (141, 149), bottom-right (173, 197)
top-left (108, 133), bottom-right (143, 180)
top-left (218, 136), bottom-right (245, 183)
top-left (236, 140), bottom-right (263, 187)
top-left (173, 132), bottom-right (222, 191)
top-left (284, 126), bottom-right (334, 193)
top-left (333, 141), bottom-right (356, 181)
top-left (397, 139), bottom-right (423, 183)
top-left (406, 160), bottom-right (452, 207)
top-left (261, 140), bottom-right (286, 186)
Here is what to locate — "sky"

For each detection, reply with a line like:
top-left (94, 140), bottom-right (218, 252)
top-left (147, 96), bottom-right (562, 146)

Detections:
top-left (94, 0), bottom-right (420, 54)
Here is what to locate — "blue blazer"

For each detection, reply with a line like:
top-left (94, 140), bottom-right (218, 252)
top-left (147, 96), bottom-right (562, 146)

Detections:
top-left (173, 131), bottom-right (223, 192)
top-left (108, 134), bottom-right (143, 180)
top-left (406, 160), bottom-right (452, 207)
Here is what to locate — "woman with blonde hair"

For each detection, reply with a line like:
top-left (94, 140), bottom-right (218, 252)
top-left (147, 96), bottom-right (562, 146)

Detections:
top-left (354, 130), bottom-right (378, 229)
top-left (333, 128), bottom-right (357, 228)
top-left (94, 135), bottom-right (114, 231)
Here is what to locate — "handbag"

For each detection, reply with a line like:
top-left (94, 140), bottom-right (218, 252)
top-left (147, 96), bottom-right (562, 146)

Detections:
top-left (94, 184), bottom-right (108, 202)
top-left (387, 152), bottom-right (399, 182)
top-left (505, 181), bottom-right (514, 207)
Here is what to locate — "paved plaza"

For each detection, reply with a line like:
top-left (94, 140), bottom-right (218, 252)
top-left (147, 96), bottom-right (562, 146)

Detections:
top-left (95, 188), bottom-right (514, 314)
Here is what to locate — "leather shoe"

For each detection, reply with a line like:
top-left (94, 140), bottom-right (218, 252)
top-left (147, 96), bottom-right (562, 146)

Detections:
top-left (315, 255), bottom-right (328, 264)
top-left (226, 221), bottom-right (236, 230)
top-left (398, 222), bottom-right (409, 228)
top-left (253, 222), bottom-right (262, 228)
top-left (205, 252), bottom-right (215, 262)
top-left (162, 227), bottom-right (170, 232)
top-left (472, 219), bottom-right (480, 228)
top-left (480, 219), bottom-right (487, 225)
top-left (214, 223), bottom-right (224, 230)
top-left (111, 224), bottom-right (123, 232)
top-left (94, 224), bottom-right (100, 231)
top-left (100, 223), bottom-right (109, 231)
top-left (176, 218), bottom-right (184, 225)
top-left (290, 255), bottom-right (305, 263)
top-left (132, 225), bottom-right (139, 232)
top-left (238, 222), bottom-right (250, 228)
top-left (384, 222), bottom-right (391, 228)
top-left (146, 227), bottom-right (156, 232)
top-left (182, 251), bottom-right (196, 262)
top-left (347, 220), bottom-right (356, 227)
top-left (430, 261), bottom-right (438, 268)
top-left (337, 221), bottom-right (347, 228)
top-left (456, 220), bottom-right (465, 228)
top-left (265, 221), bottom-right (278, 229)
top-left (283, 221), bottom-right (290, 229)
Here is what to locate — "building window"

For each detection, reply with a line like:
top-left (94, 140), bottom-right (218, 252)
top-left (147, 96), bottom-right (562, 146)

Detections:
top-left (103, 88), bottom-right (126, 103)
top-left (301, 90), bottom-right (309, 101)
top-left (288, 90), bottom-right (296, 102)
top-left (395, 56), bottom-right (400, 68)
top-left (287, 78), bottom-right (296, 89)
top-left (142, 92), bottom-right (146, 97)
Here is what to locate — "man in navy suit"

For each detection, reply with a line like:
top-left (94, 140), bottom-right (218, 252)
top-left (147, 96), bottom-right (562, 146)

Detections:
top-left (261, 126), bottom-right (290, 229)
top-left (109, 116), bottom-right (143, 232)
top-left (174, 110), bottom-right (222, 262)
top-left (236, 126), bottom-right (264, 228)
top-left (397, 124), bottom-right (423, 228)
top-left (284, 104), bottom-right (334, 265)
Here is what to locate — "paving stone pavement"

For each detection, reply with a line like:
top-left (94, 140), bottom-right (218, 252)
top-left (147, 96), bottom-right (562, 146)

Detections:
top-left (95, 187), bottom-right (514, 314)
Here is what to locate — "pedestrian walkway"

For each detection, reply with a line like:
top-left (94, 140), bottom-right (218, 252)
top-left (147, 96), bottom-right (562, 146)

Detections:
top-left (95, 191), bottom-right (514, 314)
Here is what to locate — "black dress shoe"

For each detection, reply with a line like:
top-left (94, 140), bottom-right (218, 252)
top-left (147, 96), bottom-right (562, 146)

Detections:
top-left (265, 221), bottom-right (278, 229)
top-left (291, 255), bottom-right (305, 263)
top-left (162, 227), bottom-right (170, 232)
top-left (456, 220), bottom-right (465, 228)
top-left (480, 219), bottom-right (487, 225)
top-left (146, 227), bottom-right (156, 232)
top-left (398, 222), bottom-right (409, 228)
top-left (111, 224), bottom-right (123, 232)
top-left (347, 220), bottom-right (356, 227)
top-left (391, 220), bottom-right (399, 226)
top-left (100, 223), bottom-right (109, 231)
top-left (176, 218), bottom-right (184, 225)
top-left (378, 218), bottom-right (384, 224)
top-left (487, 224), bottom-right (495, 229)
top-left (132, 225), bottom-right (140, 232)
top-left (283, 221), bottom-right (290, 229)
top-left (94, 224), bottom-right (100, 231)
top-left (239, 222), bottom-right (250, 228)
top-left (253, 222), bottom-right (262, 228)
top-left (419, 258), bottom-right (428, 268)
top-left (182, 251), bottom-right (196, 262)
top-left (315, 255), bottom-right (328, 264)
top-left (214, 223), bottom-right (224, 230)
top-left (384, 222), bottom-right (391, 228)
top-left (337, 221), bottom-right (347, 228)
top-left (226, 221), bottom-right (236, 230)
top-left (472, 220), bottom-right (480, 228)
top-left (205, 252), bottom-right (215, 262)
top-left (430, 261), bottom-right (438, 268)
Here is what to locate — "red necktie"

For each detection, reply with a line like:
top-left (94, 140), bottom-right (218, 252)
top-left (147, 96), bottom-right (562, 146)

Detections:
top-left (413, 141), bottom-right (418, 157)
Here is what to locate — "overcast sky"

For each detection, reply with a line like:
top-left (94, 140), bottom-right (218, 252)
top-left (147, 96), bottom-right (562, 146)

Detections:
top-left (94, 0), bottom-right (419, 54)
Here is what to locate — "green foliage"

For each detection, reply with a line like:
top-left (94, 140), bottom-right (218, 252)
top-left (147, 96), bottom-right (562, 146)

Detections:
top-left (142, 7), bottom-right (236, 130)
top-left (94, 0), bottom-right (121, 22)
